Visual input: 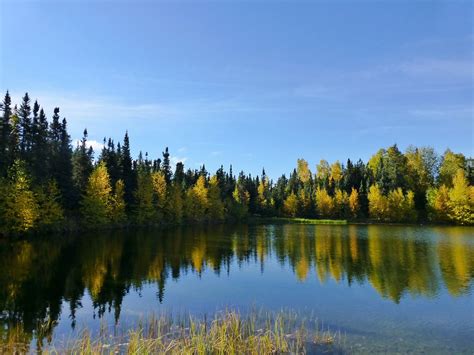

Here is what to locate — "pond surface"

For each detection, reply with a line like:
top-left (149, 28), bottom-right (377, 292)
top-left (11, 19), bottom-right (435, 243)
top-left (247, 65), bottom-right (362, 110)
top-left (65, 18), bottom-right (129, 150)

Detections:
top-left (1, 224), bottom-right (473, 353)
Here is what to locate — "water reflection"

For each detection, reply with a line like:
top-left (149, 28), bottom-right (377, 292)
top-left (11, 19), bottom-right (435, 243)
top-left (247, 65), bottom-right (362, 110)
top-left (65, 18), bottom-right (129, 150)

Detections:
top-left (0, 224), bottom-right (473, 347)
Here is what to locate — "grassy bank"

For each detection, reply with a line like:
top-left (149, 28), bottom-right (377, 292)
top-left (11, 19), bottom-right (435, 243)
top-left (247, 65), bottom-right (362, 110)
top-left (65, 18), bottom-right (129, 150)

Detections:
top-left (2, 310), bottom-right (339, 354)
top-left (252, 217), bottom-right (348, 225)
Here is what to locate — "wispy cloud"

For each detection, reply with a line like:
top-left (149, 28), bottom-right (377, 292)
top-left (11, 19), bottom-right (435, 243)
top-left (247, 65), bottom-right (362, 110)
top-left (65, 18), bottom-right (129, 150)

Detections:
top-left (399, 59), bottom-right (473, 78)
top-left (409, 106), bottom-right (473, 119)
top-left (170, 156), bottom-right (188, 167)
top-left (72, 139), bottom-right (105, 152)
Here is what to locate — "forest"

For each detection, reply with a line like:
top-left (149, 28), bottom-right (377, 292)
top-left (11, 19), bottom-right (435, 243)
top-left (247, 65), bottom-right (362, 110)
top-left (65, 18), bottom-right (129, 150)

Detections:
top-left (0, 91), bottom-right (473, 235)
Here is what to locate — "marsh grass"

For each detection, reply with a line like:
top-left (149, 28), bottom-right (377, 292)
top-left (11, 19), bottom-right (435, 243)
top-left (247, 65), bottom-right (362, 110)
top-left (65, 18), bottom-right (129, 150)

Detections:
top-left (28, 309), bottom-right (339, 354)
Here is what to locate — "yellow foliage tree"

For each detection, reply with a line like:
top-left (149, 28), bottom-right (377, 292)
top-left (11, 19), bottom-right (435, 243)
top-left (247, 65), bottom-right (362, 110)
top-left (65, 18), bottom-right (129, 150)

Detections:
top-left (151, 171), bottom-right (167, 213)
top-left (1, 160), bottom-right (39, 233)
top-left (427, 185), bottom-right (450, 222)
top-left (368, 184), bottom-right (387, 220)
top-left (297, 159), bottom-right (311, 184)
top-left (315, 187), bottom-right (333, 218)
top-left (333, 188), bottom-right (348, 218)
top-left (330, 161), bottom-right (343, 186)
top-left (185, 176), bottom-right (209, 222)
top-left (448, 169), bottom-right (473, 224)
top-left (81, 162), bottom-right (112, 226)
top-left (283, 192), bottom-right (299, 217)
top-left (348, 188), bottom-right (359, 218)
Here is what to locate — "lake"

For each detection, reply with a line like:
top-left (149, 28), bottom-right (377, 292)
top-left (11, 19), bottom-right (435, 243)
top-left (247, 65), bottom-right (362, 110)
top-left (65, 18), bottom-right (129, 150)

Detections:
top-left (0, 224), bottom-right (473, 353)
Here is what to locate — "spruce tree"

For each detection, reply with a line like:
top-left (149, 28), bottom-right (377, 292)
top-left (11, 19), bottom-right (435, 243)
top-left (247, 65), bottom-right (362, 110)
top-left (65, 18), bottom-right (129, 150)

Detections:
top-left (72, 129), bottom-right (93, 199)
top-left (18, 93), bottom-right (32, 161)
top-left (120, 131), bottom-right (135, 207)
top-left (161, 147), bottom-right (172, 183)
top-left (0, 91), bottom-right (12, 176)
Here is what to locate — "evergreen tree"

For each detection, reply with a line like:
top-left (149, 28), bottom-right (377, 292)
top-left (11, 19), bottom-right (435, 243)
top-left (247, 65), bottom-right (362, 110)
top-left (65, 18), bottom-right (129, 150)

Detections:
top-left (208, 175), bottom-right (224, 221)
top-left (36, 180), bottom-right (64, 229)
top-left (72, 129), bottom-right (93, 203)
top-left (110, 180), bottom-right (127, 224)
top-left (134, 167), bottom-right (155, 224)
top-left (161, 147), bottom-right (172, 183)
top-left (18, 93), bottom-right (32, 161)
top-left (0, 91), bottom-right (12, 176)
top-left (167, 182), bottom-right (183, 224)
top-left (120, 131), bottom-right (135, 207)
top-left (31, 107), bottom-right (50, 183)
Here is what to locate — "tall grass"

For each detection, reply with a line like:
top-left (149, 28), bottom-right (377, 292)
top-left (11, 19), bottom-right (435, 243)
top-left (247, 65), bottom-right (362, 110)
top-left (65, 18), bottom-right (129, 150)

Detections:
top-left (33, 310), bottom-right (338, 354)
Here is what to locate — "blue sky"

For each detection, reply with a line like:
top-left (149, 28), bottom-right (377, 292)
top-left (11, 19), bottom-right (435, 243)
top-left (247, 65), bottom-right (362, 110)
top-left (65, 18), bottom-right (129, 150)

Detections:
top-left (1, 1), bottom-right (472, 178)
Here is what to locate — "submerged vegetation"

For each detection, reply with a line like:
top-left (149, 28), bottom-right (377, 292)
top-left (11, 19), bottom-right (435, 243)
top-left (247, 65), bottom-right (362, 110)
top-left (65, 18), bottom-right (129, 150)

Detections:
top-left (0, 91), bottom-right (473, 236)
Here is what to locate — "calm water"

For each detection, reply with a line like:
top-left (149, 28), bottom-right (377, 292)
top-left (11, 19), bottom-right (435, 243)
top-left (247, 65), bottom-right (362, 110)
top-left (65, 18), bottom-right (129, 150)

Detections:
top-left (1, 224), bottom-right (473, 353)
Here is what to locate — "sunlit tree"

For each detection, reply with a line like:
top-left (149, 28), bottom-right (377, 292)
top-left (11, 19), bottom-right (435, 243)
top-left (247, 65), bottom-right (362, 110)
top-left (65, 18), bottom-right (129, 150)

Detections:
top-left (81, 162), bottom-right (112, 226)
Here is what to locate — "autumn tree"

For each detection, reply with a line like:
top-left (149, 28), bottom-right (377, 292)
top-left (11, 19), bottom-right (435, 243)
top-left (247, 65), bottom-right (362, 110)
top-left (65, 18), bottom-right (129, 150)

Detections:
top-left (448, 169), bottom-right (473, 224)
top-left (348, 188), bottom-right (359, 218)
top-left (368, 184), bottom-right (387, 220)
top-left (283, 192), bottom-right (299, 217)
top-left (0, 160), bottom-right (39, 233)
top-left (426, 185), bottom-right (450, 222)
top-left (315, 187), bottom-right (333, 218)
top-left (438, 150), bottom-right (466, 187)
top-left (81, 162), bottom-right (112, 227)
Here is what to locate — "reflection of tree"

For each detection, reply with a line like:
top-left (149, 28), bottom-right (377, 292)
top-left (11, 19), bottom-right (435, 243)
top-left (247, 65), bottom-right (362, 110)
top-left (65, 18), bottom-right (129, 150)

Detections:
top-left (436, 228), bottom-right (474, 296)
top-left (0, 224), bottom-right (472, 347)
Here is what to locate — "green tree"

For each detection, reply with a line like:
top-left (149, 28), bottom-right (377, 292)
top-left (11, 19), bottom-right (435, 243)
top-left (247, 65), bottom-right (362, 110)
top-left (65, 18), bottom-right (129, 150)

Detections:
top-left (208, 175), bottom-right (224, 221)
top-left (167, 182), bottom-right (183, 224)
top-left (0, 91), bottom-right (12, 176)
top-left (110, 179), bottom-right (127, 224)
top-left (36, 180), bottom-right (64, 229)
top-left (134, 168), bottom-right (155, 224)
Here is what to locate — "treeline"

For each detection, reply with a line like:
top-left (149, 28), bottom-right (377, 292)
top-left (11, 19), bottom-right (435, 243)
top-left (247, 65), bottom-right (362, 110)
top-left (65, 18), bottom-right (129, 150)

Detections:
top-left (0, 92), bottom-right (473, 235)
